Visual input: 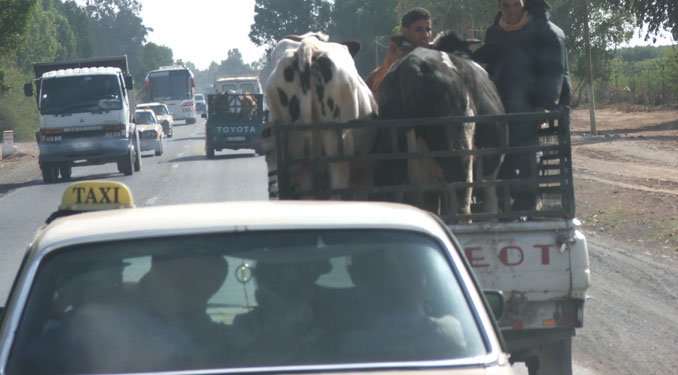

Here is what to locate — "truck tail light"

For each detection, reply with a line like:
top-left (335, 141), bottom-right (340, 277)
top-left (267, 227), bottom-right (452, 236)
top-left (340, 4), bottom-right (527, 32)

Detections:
top-left (38, 129), bottom-right (63, 142)
top-left (182, 100), bottom-right (194, 107)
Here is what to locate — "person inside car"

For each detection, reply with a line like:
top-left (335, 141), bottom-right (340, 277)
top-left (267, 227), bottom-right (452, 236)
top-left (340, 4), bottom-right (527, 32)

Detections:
top-left (335, 249), bottom-right (468, 361)
top-left (231, 258), bottom-right (331, 364)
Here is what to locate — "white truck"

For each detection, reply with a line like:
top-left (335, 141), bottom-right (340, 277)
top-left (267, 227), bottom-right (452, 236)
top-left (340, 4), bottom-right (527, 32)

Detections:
top-left (24, 56), bottom-right (141, 183)
top-left (264, 109), bottom-right (590, 375)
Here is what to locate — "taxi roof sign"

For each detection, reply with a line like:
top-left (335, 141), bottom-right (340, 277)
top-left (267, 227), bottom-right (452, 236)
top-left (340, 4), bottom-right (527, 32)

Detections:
top-left (59, 180), bottom-right (135, 211)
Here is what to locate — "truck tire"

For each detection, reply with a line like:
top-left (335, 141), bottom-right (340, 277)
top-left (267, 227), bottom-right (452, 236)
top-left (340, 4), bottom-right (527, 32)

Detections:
top-left (118, 149), bottom-right (134, 176)
top-left (59, 165), bottom-right (72, 179)
top-left (206, 144), bottom-right (215, 159)
top-left (41, 163), bottom-right (59, 183)
top-left (155, 141), bottom-right (164, 156)
top-left (133, 133), bottom-right (142, 172)
top-left (527, 337), bottom-right (573, 375)
top-left (254, 144), bottom-right (265, 156)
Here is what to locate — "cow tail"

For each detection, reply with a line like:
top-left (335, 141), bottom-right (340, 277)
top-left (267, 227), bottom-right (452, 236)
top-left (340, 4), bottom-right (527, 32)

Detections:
top-left (298, 38), bottom-right (315, 124)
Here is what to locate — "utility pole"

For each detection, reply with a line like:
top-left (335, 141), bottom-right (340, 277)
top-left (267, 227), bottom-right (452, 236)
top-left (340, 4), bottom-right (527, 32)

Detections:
top-left (583, 0), bottom-right (597, 134)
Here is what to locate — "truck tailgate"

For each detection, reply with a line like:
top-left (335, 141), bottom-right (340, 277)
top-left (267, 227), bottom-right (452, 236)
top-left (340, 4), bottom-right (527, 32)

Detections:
top-left (450, 219), bottom-right (590, 302)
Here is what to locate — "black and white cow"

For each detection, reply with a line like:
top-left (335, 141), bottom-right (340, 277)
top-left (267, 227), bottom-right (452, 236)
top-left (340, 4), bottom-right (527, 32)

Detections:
top-left (375, 31), bottom-right (508, 217)
top-left (265, 33), bottom-right (377, 198)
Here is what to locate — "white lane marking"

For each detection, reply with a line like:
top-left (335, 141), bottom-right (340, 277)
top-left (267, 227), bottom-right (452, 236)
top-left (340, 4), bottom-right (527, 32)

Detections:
top-left (183, 144), bottom-right (189, 148)
top-left (145, 196), bottom-right (158, 205)
top-left (178, 153), bottom-right (185, 157)
top-left (172, 164), bottom-right (179, 169)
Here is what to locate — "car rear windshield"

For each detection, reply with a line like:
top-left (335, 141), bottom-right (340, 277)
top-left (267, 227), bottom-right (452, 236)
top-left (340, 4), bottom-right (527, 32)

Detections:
top-left (7, 230), bottom-right (488, 374)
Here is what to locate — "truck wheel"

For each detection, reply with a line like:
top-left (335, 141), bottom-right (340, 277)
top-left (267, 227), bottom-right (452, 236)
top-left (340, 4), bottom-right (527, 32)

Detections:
top-left (255, 145), bottom-right (266, 156)
top-left (206, 144), bottom-right (215, 159)
top-left (118, 149), bottom-right (134, 176)
top-left (41, 163), bottom-right (59, 183)
top-left (528, 337), bottom-right (573, 375)
top-left (59, 165), bottom-right (72, 179)
top-left (133, 136), bottom-right (142, 172)
top-left (155, 141), bottom-right (164, 156)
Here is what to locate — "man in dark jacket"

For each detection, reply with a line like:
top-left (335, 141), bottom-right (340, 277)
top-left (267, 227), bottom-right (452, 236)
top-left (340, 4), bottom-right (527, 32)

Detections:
top-left (475, 0), bottom-right (571, 211)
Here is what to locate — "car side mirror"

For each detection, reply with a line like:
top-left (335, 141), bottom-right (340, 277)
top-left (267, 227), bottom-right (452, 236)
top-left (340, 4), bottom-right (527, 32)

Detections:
top-left (201, 113), bottom-right (207, 119)
top-left (124, 75), bottom-right (134, 90)
top-left (483, 290), bottom-right (504, 320)
top-left (24, 83), bottom-right (34, 97)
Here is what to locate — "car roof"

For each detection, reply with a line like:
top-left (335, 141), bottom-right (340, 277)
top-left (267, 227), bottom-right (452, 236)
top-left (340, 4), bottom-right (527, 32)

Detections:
top-left (136, 102), bottom-right (167, 108)
top-left (33, 201), bottom-right (448, 253)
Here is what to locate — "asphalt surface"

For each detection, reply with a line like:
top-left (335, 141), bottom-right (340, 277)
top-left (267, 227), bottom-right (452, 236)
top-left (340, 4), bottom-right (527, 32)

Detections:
top-left (1, 117), bottom-right (675, 375)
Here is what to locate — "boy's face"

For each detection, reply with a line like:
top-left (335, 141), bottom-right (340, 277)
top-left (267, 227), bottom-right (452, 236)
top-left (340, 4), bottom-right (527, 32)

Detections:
top-left (402, 18), bottom-right (432, 47)
top-left (498, 0), bottom-right (525, 25)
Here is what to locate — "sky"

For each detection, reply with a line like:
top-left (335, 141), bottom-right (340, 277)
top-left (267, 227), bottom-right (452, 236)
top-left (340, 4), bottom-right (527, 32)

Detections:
top-left (139, 0), bottom-right (267, 70)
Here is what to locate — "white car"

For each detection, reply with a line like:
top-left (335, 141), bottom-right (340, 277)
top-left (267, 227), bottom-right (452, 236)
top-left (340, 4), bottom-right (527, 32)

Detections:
top-left (0, 181), bottom-right (512, 375)
top-left (134, 109), bottom-right (164, 156)
top-left (136, 102), bottom-right (174, 138)
top-left (194, 93), bottom-right (207, 115)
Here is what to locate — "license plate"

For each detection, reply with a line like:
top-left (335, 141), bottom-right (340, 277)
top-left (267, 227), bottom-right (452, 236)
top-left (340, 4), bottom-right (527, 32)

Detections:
top-left (227, 136), bottom-right (246, 141)
top-left (72, 142), bottom-right (90, 150)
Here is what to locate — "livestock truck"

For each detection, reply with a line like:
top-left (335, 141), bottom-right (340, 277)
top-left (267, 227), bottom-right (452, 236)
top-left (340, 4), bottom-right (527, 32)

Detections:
top-left (24, 56), bottom-right (141, 182)
top-left (263, 108), bottom-right (590, 375)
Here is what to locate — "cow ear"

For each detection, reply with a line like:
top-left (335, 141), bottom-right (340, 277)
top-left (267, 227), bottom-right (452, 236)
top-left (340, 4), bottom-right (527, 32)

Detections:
top-left (341, 40), bottom-right (362, 58)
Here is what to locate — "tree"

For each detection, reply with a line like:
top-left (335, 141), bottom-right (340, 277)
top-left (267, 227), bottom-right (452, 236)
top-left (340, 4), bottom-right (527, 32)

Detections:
top-left (0, 0), bottom-right (37, 59)
top-left (249, 0), bottom-right (333, 49)
top-left (56, 0), bottom-right (94, 59)
top-left (0, 0), bottom-right (36, 94)
top-left (600, 0), bottom-right (677, 41)
top-left (83, 0), bottom-right (149, 80)
top-left (139, 42), bottom-right (173, 78)
top-left (331, 0), bottom-right (399, 75)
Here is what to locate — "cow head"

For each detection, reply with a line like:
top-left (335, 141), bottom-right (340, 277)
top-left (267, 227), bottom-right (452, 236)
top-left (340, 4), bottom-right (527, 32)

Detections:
top-left (430, 31), bottom-right (480, 58)
top-left (280, 32), bottom-right (330, 43)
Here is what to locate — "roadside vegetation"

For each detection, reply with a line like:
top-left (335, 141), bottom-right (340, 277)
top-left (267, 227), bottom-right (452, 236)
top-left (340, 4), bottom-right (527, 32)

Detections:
top-left (0, 0), bottom-right (676, 141)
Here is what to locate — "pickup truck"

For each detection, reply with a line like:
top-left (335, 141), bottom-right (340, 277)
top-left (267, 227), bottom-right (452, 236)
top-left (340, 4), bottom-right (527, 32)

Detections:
top-left (24, 56), bottom-right (141, 182)
top-left (0, 181), bottom-right (512, 375)
top-left (203, 92), bottom-right (266, 158)
top-left (263, 108), bottom-right (590, 375)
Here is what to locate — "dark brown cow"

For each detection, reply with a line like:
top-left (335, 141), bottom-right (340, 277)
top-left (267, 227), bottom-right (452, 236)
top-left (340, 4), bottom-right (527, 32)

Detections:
top-left (374, 31), bottom-right (508, 217)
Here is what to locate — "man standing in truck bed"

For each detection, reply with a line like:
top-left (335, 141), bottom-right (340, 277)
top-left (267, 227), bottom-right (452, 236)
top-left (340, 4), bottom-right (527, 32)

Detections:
top-left (475, 0), bottom-right (571, 211)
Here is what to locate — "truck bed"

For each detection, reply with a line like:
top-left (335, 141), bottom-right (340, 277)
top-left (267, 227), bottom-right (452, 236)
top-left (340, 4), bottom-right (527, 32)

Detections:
top-left (264, 109), bottom-right (575, 223)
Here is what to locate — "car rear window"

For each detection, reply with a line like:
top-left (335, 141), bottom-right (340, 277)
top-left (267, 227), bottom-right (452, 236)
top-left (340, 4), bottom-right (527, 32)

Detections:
top-left (7, 230), bottom-right (487, 374)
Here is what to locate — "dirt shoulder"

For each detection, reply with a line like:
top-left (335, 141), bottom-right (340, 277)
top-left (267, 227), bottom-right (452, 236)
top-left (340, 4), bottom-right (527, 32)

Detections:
top-left (0, 142), bottom-right (41, 196)
top-left (570, 108), bottom-right (678, 257)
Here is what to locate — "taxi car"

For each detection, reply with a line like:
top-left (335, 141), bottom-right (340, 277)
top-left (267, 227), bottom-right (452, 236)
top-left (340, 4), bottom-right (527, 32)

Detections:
top-left (134, 109), bottom-right (164, 156)
top-left (136, 102), bottom-right (174, 138)
top-left (0, 181), bottom-right (513, 375)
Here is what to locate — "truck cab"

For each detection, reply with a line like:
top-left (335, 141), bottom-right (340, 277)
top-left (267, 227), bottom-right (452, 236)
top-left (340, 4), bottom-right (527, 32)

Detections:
top-left (25, 56), bottom-right (141, 182)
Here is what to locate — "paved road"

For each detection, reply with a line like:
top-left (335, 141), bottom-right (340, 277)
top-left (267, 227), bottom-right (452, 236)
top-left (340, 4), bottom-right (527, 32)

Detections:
top-left (1, 118), bottom-right (675, 375)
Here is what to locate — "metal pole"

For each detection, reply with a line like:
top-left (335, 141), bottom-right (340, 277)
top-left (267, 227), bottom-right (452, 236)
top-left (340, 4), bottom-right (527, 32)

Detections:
top-left (583, 0), bottom-right (597, 134)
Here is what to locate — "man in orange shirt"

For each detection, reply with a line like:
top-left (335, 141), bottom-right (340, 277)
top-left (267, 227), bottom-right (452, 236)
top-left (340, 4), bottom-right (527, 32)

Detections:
top-left (366, 7), bottom-right (432, 94)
